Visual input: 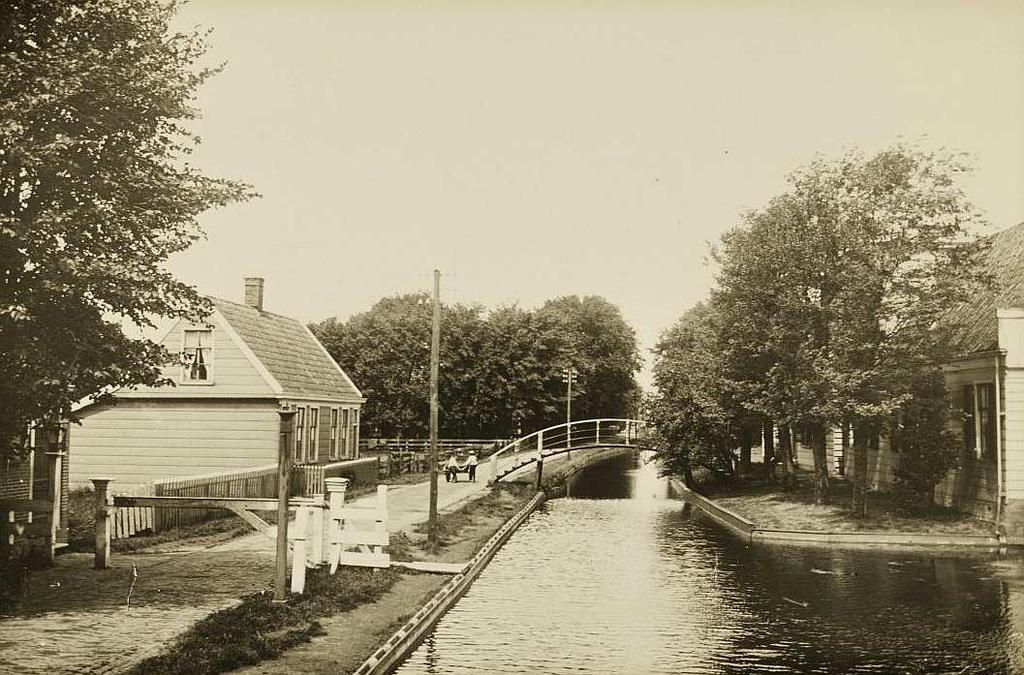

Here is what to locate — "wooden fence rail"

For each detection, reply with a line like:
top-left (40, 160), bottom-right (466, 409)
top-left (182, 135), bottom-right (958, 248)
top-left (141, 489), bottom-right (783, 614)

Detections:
top-left (152, 464), bottom-right (279, 531)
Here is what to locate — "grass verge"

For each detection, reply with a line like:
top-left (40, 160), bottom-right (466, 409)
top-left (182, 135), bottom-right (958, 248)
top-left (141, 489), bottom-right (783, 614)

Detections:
top-left (130, 565), bottom-right (403, 675)
top-left (704, 472), bottom-right (994, 536)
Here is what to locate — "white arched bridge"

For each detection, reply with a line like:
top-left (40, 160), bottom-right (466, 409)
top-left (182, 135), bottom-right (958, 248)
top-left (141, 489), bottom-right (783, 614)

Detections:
top-left (488, 418), bottom-right (650, 484)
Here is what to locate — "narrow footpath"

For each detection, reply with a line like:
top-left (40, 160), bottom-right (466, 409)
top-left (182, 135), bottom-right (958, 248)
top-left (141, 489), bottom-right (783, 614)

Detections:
top-left (0, 469), bottom-right (495, 675)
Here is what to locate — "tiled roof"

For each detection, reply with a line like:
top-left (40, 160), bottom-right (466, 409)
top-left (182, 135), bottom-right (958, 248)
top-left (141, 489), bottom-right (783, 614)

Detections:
top-left (947, 222), bottom-right (1024, 355)
top-left (213, 298), bottom-right (362, 401)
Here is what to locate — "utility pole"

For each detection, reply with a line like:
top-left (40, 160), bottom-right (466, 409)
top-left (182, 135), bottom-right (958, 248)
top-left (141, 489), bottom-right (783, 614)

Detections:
top-left (275, 407), bottom-right (296, 602)
top-left (562, 367), bottom-right (577, 452)
top-left (427, 269), bottom-right (441, 548)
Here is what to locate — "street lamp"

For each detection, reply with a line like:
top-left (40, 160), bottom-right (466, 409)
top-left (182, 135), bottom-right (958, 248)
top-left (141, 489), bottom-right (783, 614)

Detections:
top-left (561, 367), bottom-right (577, 450)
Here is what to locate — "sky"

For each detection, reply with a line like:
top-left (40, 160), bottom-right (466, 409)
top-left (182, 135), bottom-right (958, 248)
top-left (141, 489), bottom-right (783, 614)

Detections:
top-left (168, 1), bottom-right (1024, 388)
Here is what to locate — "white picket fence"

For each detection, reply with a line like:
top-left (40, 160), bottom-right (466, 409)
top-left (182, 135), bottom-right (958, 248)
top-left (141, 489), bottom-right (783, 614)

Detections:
top-left (110, 484), bottom-right (155, 540)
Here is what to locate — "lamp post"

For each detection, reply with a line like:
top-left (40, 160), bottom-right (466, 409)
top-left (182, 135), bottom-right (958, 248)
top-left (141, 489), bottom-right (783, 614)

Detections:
top-left (562, 367), bottom-right (577, 452)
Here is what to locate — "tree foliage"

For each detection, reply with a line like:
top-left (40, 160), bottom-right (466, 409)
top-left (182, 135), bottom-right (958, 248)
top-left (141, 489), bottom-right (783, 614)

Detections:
top-left (652, 145), bottom-right (988, 507)
top-left (891, 369), bottom-right (960, 511)
top-left (311, 293), bottom-right (640, 438)
top-left (0, 0), bottom-right (253, 456)
top-left (648, 302), bottom-right (739, 486)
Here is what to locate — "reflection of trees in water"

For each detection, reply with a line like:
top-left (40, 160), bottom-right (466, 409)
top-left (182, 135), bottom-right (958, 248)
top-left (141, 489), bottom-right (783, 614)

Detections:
top-left (710, 543), bottom-right (1013, 673)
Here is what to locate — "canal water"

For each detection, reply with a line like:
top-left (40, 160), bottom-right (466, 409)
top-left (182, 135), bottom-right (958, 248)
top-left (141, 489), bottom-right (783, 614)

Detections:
top-left (395, 453), bottom-right (1024, 674)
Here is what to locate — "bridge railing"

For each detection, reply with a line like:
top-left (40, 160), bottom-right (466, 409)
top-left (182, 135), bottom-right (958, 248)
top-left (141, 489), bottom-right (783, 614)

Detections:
top-left (488, 418), bottom-right (648, 484)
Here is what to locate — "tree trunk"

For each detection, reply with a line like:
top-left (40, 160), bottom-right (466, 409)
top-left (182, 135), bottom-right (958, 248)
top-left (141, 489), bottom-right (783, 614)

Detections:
top-left (810, 423), bottom-right (830, 504)
top-left (739, 428), bottom-right (752, 474)
top-left (777, 424), bottom-right (796, 490)
top-left (840, 421), bottom-right (850, 478)
top-left (851, 420), bottom-right (870, 517)
top-left (762, 419), bottom-right (776, 465)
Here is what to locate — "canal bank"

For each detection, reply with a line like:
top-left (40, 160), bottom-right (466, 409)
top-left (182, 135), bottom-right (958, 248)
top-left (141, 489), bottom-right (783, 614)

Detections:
top-left (670, 477), bottom-right (1005, 550)
top-left (394, 451), bottom-right (1024, 674)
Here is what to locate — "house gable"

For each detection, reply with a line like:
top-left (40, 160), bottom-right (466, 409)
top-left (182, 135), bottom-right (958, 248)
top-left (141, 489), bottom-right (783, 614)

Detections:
top-left (212, 298), bottom-right (363, 403)
top-left (115, 311), bottom-right (277, 399)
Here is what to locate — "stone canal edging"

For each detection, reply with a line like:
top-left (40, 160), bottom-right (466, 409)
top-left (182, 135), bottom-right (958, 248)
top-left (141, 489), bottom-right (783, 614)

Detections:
top-left (668, 478), bottom-right (1004, 550)
top-left (353, 489), bottom-right (548, 675)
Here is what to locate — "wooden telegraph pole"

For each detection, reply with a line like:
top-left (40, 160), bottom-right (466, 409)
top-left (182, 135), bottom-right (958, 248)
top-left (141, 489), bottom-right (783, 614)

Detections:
top-left (427, 269), bottom-right (441, 547)
top-left (275, 407), bottom-right (296, 602)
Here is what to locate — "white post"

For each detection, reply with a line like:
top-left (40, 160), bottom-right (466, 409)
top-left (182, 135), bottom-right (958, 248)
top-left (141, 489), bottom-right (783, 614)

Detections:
top-left (290, 506), bottom-right (310, 594)
top-left (326, 477), bottom-right (349, 574)
top-left (595, 420), bottom-right (600, 445)
top-left (376, 484), bottom-right (389, 557)
top-left (311, 492), bottom-right (325, 565)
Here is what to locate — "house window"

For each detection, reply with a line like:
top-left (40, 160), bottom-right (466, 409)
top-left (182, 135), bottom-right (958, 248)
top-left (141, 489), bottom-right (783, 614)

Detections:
top-left (963, 383), bottom-right (997, 461)
top-left (308, 407), bottom-right (319, 462)
top-left (294, 407), bottom-right (305, 461)
top-left (350, 409), bottom-right (360, 458)
top-left (181, 329), bottom-right (213, 382)
top-left (340, 409), bottom-right (349, 458)
top-left (330, 409), bottom-right (339, 459)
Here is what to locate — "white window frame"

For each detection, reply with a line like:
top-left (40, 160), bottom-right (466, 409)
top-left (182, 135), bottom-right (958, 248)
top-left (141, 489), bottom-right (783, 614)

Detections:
top-left (180, 327), bottom-right (214, 385)
top-left (308, 407), bottom-right (319, 462)
top-left (294, 407), bottom-right (305, 462)
top-left (329, 408), bottom-right (339, 459)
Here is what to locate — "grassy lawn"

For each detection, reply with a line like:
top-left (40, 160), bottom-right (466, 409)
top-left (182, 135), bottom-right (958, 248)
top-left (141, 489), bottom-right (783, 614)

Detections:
top-left (705, 474), bottom-right (995, 536)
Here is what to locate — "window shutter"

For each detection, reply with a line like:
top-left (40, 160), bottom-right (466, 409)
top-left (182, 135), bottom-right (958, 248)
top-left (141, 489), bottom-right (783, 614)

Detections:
top-left (319, 406), bottom-right (332, 460)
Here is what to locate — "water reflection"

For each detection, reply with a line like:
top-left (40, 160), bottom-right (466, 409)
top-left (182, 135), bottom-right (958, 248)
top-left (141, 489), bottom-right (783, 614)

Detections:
top-left (395, 453), bottom-right (1024, 674)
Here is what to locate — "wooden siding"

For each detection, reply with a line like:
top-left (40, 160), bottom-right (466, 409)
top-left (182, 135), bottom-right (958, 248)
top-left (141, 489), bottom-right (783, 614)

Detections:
top-left (69, 399), bottom-right (280, 487)
top-left (116, 316), bottom-right (275, 399)
top-left (1003, 366), bottom-right (1024, 499)
top-left (793, 432), bottom-right (838, 476)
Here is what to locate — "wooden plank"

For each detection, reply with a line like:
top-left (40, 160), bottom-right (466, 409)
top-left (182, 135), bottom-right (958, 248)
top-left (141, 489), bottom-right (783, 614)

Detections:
top-left (226, 505), bottom-right (274, 538)
top-left (392, 560), bottom-right (467, 574)
top-left (113, 496), bottom-right (287, 510)
top-left (338, 529), bottom-right (390, 547)
top-left (336, 507), bottom-right (387, 522)
top-left (335, 551), bottom-right (390, 568)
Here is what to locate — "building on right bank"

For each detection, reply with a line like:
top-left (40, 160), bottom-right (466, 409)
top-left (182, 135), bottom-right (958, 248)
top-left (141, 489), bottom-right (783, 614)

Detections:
top-left (940, 221), bottom-right (1024, 540)
top-left (786, 222), bottom-right (1024, 540)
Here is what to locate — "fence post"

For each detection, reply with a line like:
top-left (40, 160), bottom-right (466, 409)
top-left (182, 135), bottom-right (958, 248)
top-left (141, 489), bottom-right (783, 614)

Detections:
top-left (310, 491), bottom-right (326, 565)
top-left (595, 420), bottom-right (600, 445)
top-left (290, 506), bottom-right (309, 594)
top-left (91, 478), bottom-right (113, 570)
top-left (326, 477), bottom-right (349, 574)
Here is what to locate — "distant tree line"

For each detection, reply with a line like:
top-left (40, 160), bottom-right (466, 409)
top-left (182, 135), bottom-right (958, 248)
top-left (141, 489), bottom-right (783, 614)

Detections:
top-left (648, 146), bottom-right (991, 510)
top-left (311, 294), bottom-right (641, 439)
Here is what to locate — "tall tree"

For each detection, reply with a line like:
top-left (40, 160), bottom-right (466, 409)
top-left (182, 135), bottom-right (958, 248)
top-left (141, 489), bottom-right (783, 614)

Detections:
top-left (0, 0), bottom-right (253, 456)
top-left (709, 146), bottom-right (988, 504)
top-left (649, 302), bottom-right (742, 486)
top-left (536, 295), bottom-right (641, 425)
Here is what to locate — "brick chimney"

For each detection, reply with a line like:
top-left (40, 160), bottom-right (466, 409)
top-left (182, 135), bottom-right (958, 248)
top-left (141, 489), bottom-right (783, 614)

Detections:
top-left (244, 277), bottom-right (265, 311)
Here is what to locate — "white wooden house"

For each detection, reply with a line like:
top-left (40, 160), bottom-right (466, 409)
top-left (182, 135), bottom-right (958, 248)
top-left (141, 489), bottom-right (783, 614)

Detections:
top-left (784, 223), bottom-right (1024, 537)
top-left (69, 278), bottom-right (365, 487)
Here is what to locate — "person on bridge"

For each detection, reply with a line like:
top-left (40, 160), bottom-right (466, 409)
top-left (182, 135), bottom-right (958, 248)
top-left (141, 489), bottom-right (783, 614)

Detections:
top-left (445, 454), bottom-right (460, 483)
top-left (466, 451), bottom-right (478, 482)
